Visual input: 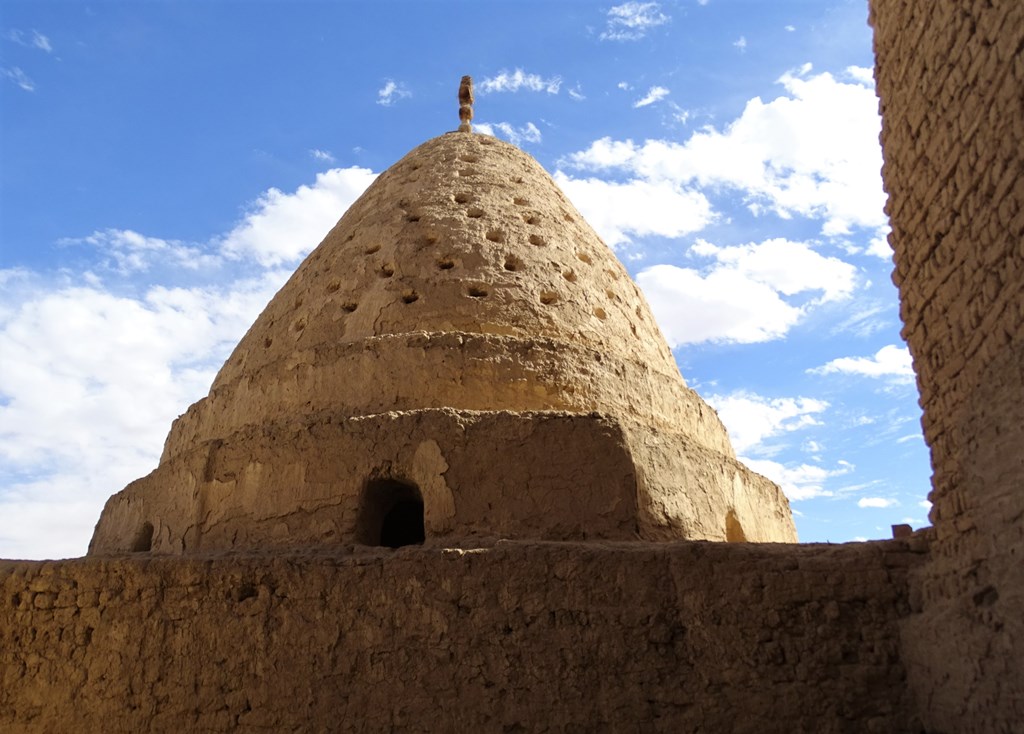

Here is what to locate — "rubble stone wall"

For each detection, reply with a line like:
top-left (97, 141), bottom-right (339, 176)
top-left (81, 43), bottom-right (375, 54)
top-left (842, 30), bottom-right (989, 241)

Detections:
top-left (870, 1), bottom-right (1024, 730)
top-left (1, 540), bottom-right (921, 733)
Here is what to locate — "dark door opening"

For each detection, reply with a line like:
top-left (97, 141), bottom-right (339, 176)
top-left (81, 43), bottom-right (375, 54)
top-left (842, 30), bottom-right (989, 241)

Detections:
top-left (357, 479), bottom-right (425, 548)
top-left (132, 521), bottom-right (154, 552)
top-left (380, 499), bottom-right (425, 548)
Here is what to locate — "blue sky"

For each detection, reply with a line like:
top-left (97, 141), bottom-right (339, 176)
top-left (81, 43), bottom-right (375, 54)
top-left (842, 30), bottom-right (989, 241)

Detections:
top-left (0, 0), bottom-right (932, 559)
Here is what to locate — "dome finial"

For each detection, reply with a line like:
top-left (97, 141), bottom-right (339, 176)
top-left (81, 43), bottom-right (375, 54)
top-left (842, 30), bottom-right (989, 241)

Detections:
top-left (458, 75), bottom-right (474, 133)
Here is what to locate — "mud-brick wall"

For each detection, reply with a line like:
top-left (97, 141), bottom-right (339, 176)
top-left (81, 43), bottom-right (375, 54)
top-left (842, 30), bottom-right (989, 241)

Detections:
top-left (1, 541), bottom-right (921, 733)
top-left (870, 1), bottom-right (1024, 731)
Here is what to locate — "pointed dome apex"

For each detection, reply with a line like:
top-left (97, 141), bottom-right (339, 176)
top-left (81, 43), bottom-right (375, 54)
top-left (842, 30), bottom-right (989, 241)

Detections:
top-left (90, 120), bottom-right (797, 555)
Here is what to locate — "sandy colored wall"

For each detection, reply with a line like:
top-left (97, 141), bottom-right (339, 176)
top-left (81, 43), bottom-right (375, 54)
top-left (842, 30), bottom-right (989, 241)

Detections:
top-left (92, 410), bottom-right (642, 554)
top-left (870, 1), bottom-right (1024, 730)
top-left (2, 540), bottom-right (922, 733)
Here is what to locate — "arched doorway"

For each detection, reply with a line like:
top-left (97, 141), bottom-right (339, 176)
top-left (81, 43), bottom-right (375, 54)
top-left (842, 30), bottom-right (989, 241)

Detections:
top-left (132, 521), bottom-right (154, 552)
top-left (357, 479), bottom-right (425, 548)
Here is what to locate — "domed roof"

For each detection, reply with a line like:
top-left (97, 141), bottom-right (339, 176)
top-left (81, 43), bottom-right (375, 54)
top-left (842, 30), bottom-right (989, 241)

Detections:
top-left (159, 130), bottom-right (735, 462)
top-left (90, 97), bottom-right (796, 555)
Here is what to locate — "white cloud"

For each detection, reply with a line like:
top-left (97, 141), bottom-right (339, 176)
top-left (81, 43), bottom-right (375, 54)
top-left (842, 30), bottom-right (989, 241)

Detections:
top-left (0, 159), bottom-right (390, 558)
top-left (636, 238), bottom-right (857, 346)
top-left (809, 344), bottom-right (914, 381)
top-left (858, 497), bottom-right (897, 508)
top-left (846, 65), bottom-right (874, 86)
top-left (376, 79), bottom-right (411, 106)
top-left (707, 390), bottom-right (829, 454)
top-left (617, 81), bottom-right (631, 91)
top-left (309, 149), bottom-right (335, 163)
top-left (2, 66), bottom-right (35, 92)
top-left (7, 29), bottom-right (52, 53)
top-left (568, 85), bottom-right (585, 101)
top-left (60, 229), bottom-right (220, 275)
top-left (692, 238), bottom-right (856, 302)
top-left (742, 458), bottom-right (850, 501)
top-left (601, 1), bottom-right (670, 41)
top-left (785, 25), bottom-right (796, 32)
top-left (634, 86), bottom-right (670, 108)
top-left (0, 272), bottom-right (286, 559)
top-left (865, 227), bottom-right (892, 258)
top-left (220, 167), bottom-right (376, 266)
top-left (475, 121), bottom-right (542, 147)
top-left (553, 172), bottom-right (713, 247)
top-left (563, 67), bottom-right (886, 237)
top-left (478, 69), bottom-right (561, 95)
top-left (733, 36), bottom-right (747, 51)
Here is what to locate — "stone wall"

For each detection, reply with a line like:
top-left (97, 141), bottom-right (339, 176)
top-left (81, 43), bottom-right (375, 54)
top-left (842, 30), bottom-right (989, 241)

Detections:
top-left (870, 1), bottom-right (1024, 730)
top-left (1, 540), bottom-right (922, 733)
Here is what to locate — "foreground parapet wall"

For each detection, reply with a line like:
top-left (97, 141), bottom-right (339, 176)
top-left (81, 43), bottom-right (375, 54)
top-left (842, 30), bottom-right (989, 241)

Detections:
top-left (871, 1), bottom-right (1024, 730)
top-left (1, 540), bottom-right (922, 733)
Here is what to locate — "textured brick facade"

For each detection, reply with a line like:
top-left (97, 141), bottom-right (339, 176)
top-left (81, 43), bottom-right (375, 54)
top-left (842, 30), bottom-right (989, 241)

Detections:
top-left (2, 542), bottom-right (921, 733)
top-left (871, 1), bottom-right (1023, 730)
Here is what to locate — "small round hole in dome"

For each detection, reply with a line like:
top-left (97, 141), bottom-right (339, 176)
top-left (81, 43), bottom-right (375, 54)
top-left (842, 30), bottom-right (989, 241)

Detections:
top-left (467, 207), bottom-right (485, 218)
top-left (563, 270), bottom-right (577, 283)
top-left (504, 255), bottom-right (522, 272)
top-left (577, 251), bottom-right (592, 264)
top-left (467, 286), bottom-right (488, 298)
top-left (514, 197), bottom-right (529, 206)
top-left (529, 234), bottom-right (546, 246)
top-left (402, 291), bottom-right (419, 304)
top-left (540, 291), bottom-right (559, 305)
top-left (524, 214), bottom-right (540, 225)
top-left (454, 192), bottom-right (472, 204)
top-left (326, 280), bottom-right (341, 293)
top-left (486, 230), bottom-right (505, 243)
top-left (380, 264), bottom-right (395, 278)
top-left (263, 337), bottom-right (273, 349)
top-left (341, 302), bottom-right (358, 313)
top-left (437, 257), bottom-right (455, 270)
top-left (365, 244), bottom-right (381, 255)
top-left (594, 307), bottom-right (607, 321)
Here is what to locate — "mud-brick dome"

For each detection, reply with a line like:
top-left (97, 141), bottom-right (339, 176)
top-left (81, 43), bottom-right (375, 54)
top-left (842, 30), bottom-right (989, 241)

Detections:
top-left (90, 117), bottom-right (796, 555)
top-left (159, 131), bottom-right (733, 463)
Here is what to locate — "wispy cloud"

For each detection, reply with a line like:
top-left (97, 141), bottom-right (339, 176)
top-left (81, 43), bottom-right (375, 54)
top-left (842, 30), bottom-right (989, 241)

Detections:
top-left (733, 36), bottom-right (747, 51)
top-left (553, 173), bottom-right (712, 248)
top-left (743, 457), bottom-right (851, 501)
top-left (0, 164), bottom-right (381, 558)
top-left (633, 85), bottom-right (670, 108)
top-left (60, 229), bottom-right (220, 275)
top-left (809, 345), bottom-right (914, 382)
top-left (2, 67), bottom-right (35, 92)
top-left (474, 121), bottom-right (542, 146)
top-left (635, 238), bottom-right (857, 346)
top-left (309, 149), bottom-right (335, 163)
top-left (600, 2), bottom-right (670, 41)
top-left (707, 390), bottom-right (829, 454)
top-left (568, 85), bottom-right (585, 101)
top-left (858, 497), bottom-right (898, 508)
top-left (478, 69), bottom-right (561, 94)
top-left (563, 66), bottom-right (887, 237)
top-left (6, 29), bottom-right (53, 53)
top-left (376, 79), bottom-right (411, 107)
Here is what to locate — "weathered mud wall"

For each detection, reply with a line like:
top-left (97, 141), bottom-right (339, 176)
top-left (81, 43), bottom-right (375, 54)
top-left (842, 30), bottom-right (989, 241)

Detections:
top-left (870, 1), bottom-right (1024, 730)
top-left (1, 540), bottom-right (922, 733)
